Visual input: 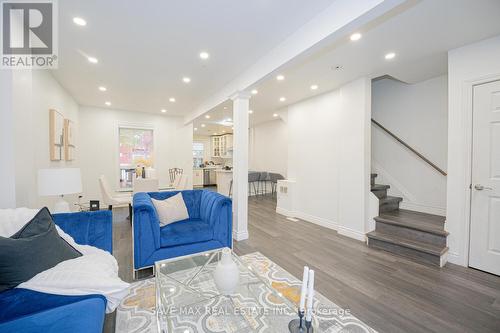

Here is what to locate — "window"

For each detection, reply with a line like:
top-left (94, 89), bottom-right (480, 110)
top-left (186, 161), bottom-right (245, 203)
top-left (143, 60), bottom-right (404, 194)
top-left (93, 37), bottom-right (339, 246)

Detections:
top-left (193, 142), bottom-right (204, 168)
top-left (119, 127), bottom-right (154, 188)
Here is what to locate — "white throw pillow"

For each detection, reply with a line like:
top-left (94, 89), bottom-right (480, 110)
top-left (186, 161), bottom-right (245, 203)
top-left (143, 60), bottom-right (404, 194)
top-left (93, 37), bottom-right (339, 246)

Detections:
top-left (151, 193), bottom-right (189, 227)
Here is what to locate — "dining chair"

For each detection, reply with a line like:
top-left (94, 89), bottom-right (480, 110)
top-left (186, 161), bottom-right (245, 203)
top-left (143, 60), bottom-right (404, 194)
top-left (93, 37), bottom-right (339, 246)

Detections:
top-left (98, 175), bottom-right (132, 218)
top-left (169, 168), bottom-right (183, 185)
top-left (133, 178), bottom-right (159, 194)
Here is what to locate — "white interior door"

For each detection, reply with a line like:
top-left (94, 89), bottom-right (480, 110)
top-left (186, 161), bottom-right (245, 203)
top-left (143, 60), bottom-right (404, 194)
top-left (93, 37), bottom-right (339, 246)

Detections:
top-left (469, 80), bottom-right (500, 275)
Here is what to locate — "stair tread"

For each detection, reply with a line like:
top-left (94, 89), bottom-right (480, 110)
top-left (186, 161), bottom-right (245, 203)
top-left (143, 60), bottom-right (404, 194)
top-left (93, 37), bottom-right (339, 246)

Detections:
top-left (367, 230), bottom-right (448, 256)
top-left (371, 184), bottom-right (390, 191)
top-left (380, 196), bottom-right (402, 204)
top-left (376, 210), bottom-right (448, 236)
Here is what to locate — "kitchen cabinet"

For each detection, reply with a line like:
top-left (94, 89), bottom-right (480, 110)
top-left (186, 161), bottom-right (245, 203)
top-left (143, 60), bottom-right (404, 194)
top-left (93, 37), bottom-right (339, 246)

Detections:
top-left (212, 134), bottom-right (233, 158)
top-left (193, 169), bottom-right (203, 187)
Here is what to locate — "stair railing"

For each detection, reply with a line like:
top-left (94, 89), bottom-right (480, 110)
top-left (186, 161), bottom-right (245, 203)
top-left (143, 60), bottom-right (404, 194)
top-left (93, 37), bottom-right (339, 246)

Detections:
top-left (371, 119), bottom-right (447, 176)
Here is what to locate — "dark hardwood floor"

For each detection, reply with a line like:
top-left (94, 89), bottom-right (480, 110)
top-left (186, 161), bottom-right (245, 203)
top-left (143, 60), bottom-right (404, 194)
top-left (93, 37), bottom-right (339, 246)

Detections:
top-left (106, 195), bottom-right (500, 333)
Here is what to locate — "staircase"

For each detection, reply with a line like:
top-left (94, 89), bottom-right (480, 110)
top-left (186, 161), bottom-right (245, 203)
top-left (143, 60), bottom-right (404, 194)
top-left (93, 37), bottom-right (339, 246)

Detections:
top-left (367, 173), bottom-right (449, 267)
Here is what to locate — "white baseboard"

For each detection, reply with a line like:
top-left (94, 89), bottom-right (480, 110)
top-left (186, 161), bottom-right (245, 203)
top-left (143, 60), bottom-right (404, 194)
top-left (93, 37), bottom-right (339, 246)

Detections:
top-left (399, 201), bottom-right (446, 216)
top-left (446, 251), bottom-right (466, 267)
top-left (337, 225), bottom-right (367, 242)
top-left (276, 206), bottom-right (367, 242)
top-left (233, 229), bottom-right (249, 241)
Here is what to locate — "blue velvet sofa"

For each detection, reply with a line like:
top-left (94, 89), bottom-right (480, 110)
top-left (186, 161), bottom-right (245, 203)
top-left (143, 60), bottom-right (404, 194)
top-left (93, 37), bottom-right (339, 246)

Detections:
top-left (133, 190), bottom-right (232, 272)
top-left (0, 210), bottom-right (113, 333)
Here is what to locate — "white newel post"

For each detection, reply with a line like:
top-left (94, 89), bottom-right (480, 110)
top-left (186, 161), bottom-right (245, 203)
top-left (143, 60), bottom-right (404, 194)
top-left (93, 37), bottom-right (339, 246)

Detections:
top-left (231, 91), bottom-right (251, 241)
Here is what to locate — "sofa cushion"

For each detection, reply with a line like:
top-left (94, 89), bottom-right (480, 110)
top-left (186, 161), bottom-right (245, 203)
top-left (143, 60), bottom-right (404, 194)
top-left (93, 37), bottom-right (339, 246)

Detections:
top-left (0, 288), bottom-right (105, 324)
top-left (160, 219), bottom-right (213, 248)
top-left (0, 208), bottom-right (82, 292)
top-left (151, 193), bottom-right (189, 227)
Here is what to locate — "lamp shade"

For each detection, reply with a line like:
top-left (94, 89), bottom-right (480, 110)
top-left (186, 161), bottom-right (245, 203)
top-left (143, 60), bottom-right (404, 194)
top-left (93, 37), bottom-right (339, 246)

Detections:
top-left (38, 168), bottom-right (82, 196)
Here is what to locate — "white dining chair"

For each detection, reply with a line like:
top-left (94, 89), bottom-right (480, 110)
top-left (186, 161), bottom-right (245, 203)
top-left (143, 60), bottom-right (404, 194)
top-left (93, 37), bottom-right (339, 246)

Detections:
top-left (173, 174), bottom-right (188, 190)
top-left (133, 178), bottom-right (159, 194)
top-left (99, 175), bottom-right (132, 218)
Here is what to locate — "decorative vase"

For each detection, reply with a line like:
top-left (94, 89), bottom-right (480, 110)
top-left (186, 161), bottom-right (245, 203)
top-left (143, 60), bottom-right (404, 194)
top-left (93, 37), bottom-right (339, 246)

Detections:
top-left (213, 248), bottom-right (240, 295)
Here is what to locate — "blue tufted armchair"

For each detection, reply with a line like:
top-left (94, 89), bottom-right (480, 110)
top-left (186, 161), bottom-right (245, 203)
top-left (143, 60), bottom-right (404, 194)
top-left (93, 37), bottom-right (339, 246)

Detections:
top-left (132, 190), bottom-right (232, 276)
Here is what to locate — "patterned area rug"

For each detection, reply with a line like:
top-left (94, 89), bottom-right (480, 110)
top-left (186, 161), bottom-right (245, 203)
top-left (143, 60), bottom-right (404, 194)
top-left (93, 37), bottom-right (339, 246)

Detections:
top-left (116, 252), bottom-right (376, 333)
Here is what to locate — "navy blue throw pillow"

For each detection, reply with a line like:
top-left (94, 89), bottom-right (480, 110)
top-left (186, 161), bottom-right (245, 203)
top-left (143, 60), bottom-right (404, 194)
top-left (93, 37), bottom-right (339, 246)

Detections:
top-left (0, 207), bottom-right (82, 292)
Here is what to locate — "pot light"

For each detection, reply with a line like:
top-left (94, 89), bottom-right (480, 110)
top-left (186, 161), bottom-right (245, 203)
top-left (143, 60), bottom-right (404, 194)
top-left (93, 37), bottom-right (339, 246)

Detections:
top-left (199, 51), bottom-right (210, 60)
top-left (105, 101), bottom-right (111, 106)
top-left (273, 113), bottom-right (278, 117)
top-left (385, 52), bottom-right (396, 60)
top-left (276, 74), bottom-right (285, 81)
top-left (251, 89), bottom-right (258, 95)
top-left (279, 97), bottom-right (286, 102)
top-left (161, 109), bottom-right (167, 113)
top-left (214, 133), bottom-right (218, 135)
top-left (223, 106), bottom-right (228, 110)
top-left (205, 115), bottom-right (210, 119)
top-left (88, 56), bottom-right (98, 64)
top-left (169, 97), bottom-right (176, 102)
top-left (194, 127), bottom-right (198, 131)
top-left (182, 77), bottom-right (191, 83)
top-left (350, 33), bottom-right (362, 41)
top-left (226, 117), bottom-right (232, 121)
top-left (222, 130), bottom-right (226, 133)
top-left (201, 124), bottom-right (206, 127)
top-left (73, 17), bottom-right (87, 26)
top-left (248, 110), bottom-right (253, 114)
top-left (310, 84), bottom-right (318, 90)
top-left (98, 86), bottom-right (107, 92)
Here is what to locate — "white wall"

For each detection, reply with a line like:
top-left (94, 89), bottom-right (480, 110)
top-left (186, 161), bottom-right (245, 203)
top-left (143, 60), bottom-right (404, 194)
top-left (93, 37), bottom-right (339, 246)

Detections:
top-left (78, 107), bottom-right (193, 202)
top-left (447, 35), bottom-right (500, 266)
top-left (0, 70), bottom-right (16, 208)
top-left (2, 70), bottom-right (79, 209)
top-left (282, 77), bottom-right (371, 241)
top-left (372, 75), bottom-right (448, 215)
top-left (249, 119), bottom-right (288, 176)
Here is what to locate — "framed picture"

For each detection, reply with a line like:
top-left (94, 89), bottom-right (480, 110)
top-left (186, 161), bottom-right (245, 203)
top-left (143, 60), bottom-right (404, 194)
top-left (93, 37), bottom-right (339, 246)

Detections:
top-left (49, 109), bottom-right (65, 161)
top-left (64, 118), bottom-right (75, 161)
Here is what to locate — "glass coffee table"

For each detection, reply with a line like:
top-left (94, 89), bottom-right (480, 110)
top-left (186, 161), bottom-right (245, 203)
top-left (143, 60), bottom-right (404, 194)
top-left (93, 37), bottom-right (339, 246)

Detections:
top-left (155, 248), bottom-right (297, 333)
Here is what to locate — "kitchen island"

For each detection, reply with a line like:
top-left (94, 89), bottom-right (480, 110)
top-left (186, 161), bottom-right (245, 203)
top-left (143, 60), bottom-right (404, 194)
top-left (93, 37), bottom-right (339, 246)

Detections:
top-left (215, 170), bottom-right (232, 197)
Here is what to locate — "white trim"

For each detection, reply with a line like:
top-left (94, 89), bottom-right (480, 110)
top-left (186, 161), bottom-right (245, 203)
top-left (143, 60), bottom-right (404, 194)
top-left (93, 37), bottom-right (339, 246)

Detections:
top-left (337, 225), bottom-right (367, 242)
top-left (446, 251), bottom-right (461, 265)
top-left (276, 206), bottom-right (338, 230)
top-left (233, 229), bottom-right (249, 241)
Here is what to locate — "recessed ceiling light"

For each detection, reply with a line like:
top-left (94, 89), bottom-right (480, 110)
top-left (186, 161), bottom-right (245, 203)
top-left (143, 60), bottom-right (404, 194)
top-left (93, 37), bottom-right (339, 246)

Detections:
top-left (222, 130), bottom-right (226, 133)
top-left (88, 56), bottom-right (98, 64)
top-left (223, 106), bottom-right (228, 110)
top-left (205, 115), bottom-right (210, 119)
top-left (248, 110), bottom-right (253, 114)
top-left (182, 77), bottom-right (191, 83)
top-left (169, 97), bottom-right (176, 102)
top-left (73, 17), bottom-right (87, 26)
top-left (201, 124), bottom-right (206, 127)
top-left (310, 84), bottom-right (318, 90)
top-left (199, 51), bottom-right (210, 60)
top-left (214, 133), bottom-right (218, 135)
top-left (276, 74), bottom-right (285, 81)
top-left (194, 127), bottom-right (198, 131)
top-left (273, 113), bottom-right (278, 117)
top-left (251, 89), bottom-right (258, 95)
top-left (161, 109), bottom-right (167, 113)
top-left (350, 33), bottom-right (362, 41)
top-left (226, 117), bottom-right (232, 121)
top-left (385, 52), bottom-right (396, 60)
top-left (98, 86), bottom-right (107, 92)
top-left (279, 97), bottom-right (286, 102)
top-left (105, 101), bottom-right (111, 106)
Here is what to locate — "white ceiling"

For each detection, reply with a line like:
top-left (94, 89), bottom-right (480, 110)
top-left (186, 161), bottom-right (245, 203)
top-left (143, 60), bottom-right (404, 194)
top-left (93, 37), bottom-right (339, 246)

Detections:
top-left (192, 0), bottom-right (500, 131)
top-left (51, 0), bottom-right (337, 116)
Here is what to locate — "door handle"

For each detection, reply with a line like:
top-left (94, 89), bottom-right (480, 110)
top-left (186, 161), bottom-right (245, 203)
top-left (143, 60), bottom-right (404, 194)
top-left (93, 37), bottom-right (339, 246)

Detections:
top-left (474, 184), bottom-right (493, 191)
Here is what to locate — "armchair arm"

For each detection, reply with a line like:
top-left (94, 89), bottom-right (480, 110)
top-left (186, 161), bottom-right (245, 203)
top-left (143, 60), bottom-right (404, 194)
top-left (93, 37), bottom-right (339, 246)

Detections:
top-left (200, 191), bottom-right (232, 248)
top-left (52, 210), bottom-right (112, 254)
top-left (133, 193), bottom-right (161, 269)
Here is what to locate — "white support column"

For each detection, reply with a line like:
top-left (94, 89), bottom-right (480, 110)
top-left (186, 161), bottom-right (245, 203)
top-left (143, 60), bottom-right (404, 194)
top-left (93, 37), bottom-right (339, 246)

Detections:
top-left (0, 69), bottom-right (16, 208)
top-left (231, 91), bottom-right (251, 241)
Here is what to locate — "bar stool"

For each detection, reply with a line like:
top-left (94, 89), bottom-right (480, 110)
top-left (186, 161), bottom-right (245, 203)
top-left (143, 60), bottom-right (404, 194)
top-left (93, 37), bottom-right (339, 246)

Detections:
top-left (269, 173), bottom-right (285, 196)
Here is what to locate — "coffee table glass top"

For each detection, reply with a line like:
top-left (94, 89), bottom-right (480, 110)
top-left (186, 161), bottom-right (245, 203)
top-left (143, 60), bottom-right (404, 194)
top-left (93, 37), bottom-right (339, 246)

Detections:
top-left (155, 248), bottom-right (297, 333)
